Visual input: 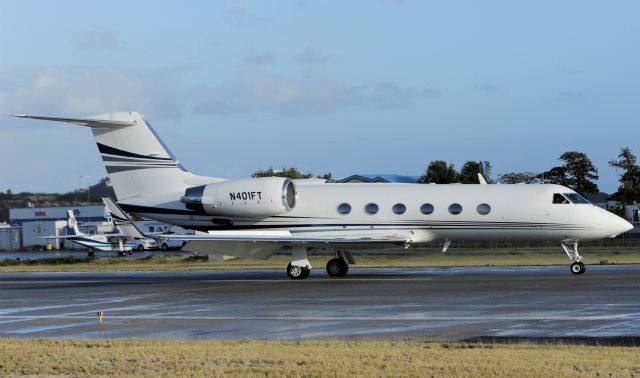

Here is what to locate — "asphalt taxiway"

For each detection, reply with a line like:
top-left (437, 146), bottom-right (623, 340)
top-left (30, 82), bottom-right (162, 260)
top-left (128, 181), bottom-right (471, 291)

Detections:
top-left (0, 265), bottom-right (639, 340)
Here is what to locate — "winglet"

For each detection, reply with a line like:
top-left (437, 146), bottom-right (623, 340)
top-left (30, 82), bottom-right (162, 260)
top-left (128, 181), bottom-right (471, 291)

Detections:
top-left (102, 197), bottom-right (148, 238)
top-left (477, 173), bottom-right (487, 185)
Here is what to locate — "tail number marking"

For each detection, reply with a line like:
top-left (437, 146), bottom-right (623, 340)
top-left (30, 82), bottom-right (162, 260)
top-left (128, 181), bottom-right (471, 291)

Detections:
top-left (230, 192), bottom-right (262, 201)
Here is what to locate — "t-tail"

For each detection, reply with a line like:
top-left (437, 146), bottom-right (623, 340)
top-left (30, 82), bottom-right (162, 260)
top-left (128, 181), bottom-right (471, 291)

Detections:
top-left (12, 112), bottom-right (221, 200)
top-left (66, 210), bottom-right (82, 236)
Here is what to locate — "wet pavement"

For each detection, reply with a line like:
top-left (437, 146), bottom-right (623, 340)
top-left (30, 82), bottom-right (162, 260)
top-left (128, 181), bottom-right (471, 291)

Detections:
top-left (0, 265), bottom-right (639, 340)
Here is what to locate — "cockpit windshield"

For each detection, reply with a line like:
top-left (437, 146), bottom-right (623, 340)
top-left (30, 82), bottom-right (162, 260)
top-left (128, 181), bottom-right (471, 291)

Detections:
top-left (564, 193), bottom-right (591, 204)
top-left (552, 193), bottom-right (570, 204)
top-left (552, 193), bottom-right (591, 204)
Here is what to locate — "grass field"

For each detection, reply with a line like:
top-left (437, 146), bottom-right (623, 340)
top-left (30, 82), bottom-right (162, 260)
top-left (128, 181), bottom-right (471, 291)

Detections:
top-left (0, 338), bottom-right (638, 377)
top-left (0, 246), bottom-right (639, 272)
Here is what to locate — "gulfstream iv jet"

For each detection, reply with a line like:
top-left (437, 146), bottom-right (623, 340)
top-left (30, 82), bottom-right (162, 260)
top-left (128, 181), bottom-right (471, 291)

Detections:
top-left (13, 112), bottom-right (633, 279)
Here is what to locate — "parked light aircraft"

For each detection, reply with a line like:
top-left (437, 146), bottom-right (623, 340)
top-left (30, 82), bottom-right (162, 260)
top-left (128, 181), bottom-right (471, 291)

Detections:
top-left (15, 112), bottom-right (633, 279)
top-left (44, 208), bottom-right (139, 253)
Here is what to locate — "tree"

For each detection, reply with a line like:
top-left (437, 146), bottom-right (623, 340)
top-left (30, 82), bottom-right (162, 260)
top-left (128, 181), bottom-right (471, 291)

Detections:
top-left (251, 167), bottom-right (314, 179)
top-left (317, 172), bottom-right (333, 182)
top-left (538, 166), bottom-right (569, 186)
top-left (497, 172), bottom-right (540, 184)
top-left (539, 151), bottom-right (599, 194)
top-left (418, 160), bottom-right (458, 184)
top-left (609, 147), bottom-right (640, 204)
top-left (458, 161), bottom-right (493, 184)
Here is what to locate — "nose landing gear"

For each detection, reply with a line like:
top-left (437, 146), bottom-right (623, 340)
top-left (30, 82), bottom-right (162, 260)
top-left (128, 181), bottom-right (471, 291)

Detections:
top-left (570, 261), bottom-right (586, 275)
top-left (562, 241), bottom-right (586, 275)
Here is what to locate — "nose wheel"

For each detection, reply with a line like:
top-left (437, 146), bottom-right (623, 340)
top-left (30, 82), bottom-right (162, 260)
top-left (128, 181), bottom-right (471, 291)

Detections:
top-left (570, 262), bottom-right (586, 275)
top-left (562, 241), bottom-right (586, 275)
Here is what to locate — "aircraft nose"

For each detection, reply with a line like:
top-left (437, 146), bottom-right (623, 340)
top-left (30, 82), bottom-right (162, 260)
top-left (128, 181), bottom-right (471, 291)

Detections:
top-left (607, 213), bottom-right (634, 237)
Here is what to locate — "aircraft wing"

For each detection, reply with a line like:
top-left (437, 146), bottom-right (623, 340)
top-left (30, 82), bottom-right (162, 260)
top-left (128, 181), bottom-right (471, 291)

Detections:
top-left (163, 231), bottom-right (412, 244)
top-left (163, 229), bottom-right (435, 259)
top-left (40, 233), bottom-right (128, 240)
top-left (40, 235), bottom-right (80, 240)
top-left (101, 197), bottom-right (436, 259)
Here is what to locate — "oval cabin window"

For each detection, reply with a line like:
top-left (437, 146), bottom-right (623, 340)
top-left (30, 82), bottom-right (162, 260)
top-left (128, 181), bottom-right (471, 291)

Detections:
top-left (477, 203), bottom-right (491, 215)
top-left (420, 203), bottom-right (434, 215)
top-left (448, 203), bottom-right (463, 215)
top-left (365, 203), bottom-right (379, 214)
top-left (337, 203), bottom-right (351, 215)
top-left (392, 203), bottom-right (406, 215)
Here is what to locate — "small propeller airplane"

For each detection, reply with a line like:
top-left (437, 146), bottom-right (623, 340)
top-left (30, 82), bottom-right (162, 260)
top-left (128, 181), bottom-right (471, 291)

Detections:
top-left (43, 204), bottom-right (145, 254)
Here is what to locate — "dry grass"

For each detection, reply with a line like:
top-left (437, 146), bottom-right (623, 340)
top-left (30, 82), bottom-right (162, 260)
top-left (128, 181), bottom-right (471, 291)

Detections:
top-left (0, 247), bottom-right (638, 273)
top-left (0, 338), bottom-right (638, 377)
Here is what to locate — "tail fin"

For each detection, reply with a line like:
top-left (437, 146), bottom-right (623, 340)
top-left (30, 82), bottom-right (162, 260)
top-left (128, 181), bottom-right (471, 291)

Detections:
top-left (13, 112), bottom-right (219, 200)
top-left (66, 210), bottom-right (82, 236)
top-left (102, 197), bottom-right (146, 239)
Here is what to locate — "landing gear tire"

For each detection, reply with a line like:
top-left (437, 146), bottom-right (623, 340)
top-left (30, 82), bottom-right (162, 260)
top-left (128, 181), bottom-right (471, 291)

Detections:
top-left (287, 263), bottom-right (311, 280)
top-left (570, 262), bottom-right (586, 275)
top-left (326, 258), bottom-right (349, 277)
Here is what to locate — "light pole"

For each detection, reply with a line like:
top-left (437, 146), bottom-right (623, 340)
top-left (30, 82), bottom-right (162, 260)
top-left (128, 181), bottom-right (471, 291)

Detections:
top-left (80, 175), bottom-right (91, 223)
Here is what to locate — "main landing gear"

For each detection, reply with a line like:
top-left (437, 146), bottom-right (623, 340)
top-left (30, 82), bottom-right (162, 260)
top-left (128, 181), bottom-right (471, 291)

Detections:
top-left (287, 263), bottom-right (311, 279)
top-left (286, 249), bottom-right (355, 279)
top-left (287, 247), bottom-right (312, 280)
top-left (562, 241), bottom-right (586, 275)
top-left (326, 250), bottom-right (354, 278)
top-left (326, 258), bottom-right (348, 277)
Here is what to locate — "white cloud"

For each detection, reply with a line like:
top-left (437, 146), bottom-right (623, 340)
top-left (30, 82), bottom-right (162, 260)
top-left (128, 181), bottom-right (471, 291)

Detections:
top-left (193, 48), bottom-right (439, 116)
top-left (0, 52), bottom-right (439, 120)
top-left (222, 5), bottom-right (270, 23)
top-left (72, 30), bottom-right (122, 50)
top-left (473, 82), bottom-right (499, 93)
top-left (294, 46), bottom-right (330, 66)
top-left (244, 50), bottom-right (277, 66)
top-left (554, 91), bottom-right (587, 102)
top-left (0, 67), bottom-right (187, 120)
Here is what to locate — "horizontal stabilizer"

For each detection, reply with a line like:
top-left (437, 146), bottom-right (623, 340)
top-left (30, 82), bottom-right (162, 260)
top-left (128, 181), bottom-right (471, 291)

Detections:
top-left (10, 114), bottom-right (136, 128)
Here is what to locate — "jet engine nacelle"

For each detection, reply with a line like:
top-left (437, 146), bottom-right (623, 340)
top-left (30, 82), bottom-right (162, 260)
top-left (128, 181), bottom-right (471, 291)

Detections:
top-left (180, 177), bottom-right (297, 218)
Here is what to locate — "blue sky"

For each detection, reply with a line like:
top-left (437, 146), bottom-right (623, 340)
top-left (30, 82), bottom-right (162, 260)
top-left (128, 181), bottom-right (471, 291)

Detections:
top-left (1, 0), bottom-right (638, 193)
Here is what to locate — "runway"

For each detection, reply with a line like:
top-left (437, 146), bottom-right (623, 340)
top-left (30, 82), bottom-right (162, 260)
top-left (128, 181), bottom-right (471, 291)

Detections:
top-left (0, 265), bottom-right (639, 340)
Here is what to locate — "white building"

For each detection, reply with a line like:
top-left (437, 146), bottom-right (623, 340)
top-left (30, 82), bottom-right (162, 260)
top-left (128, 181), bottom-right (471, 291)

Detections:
top-left (626, 204), bottom-right (640, 235)
top-left (0, 223), bottom-right (21, 250)
top-left (10, 205), bottom-right (107, 226)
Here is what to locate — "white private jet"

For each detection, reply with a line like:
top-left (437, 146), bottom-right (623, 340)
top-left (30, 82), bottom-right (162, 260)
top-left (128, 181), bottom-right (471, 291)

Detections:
top-left (14, 112), bottom-right (633, 279)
